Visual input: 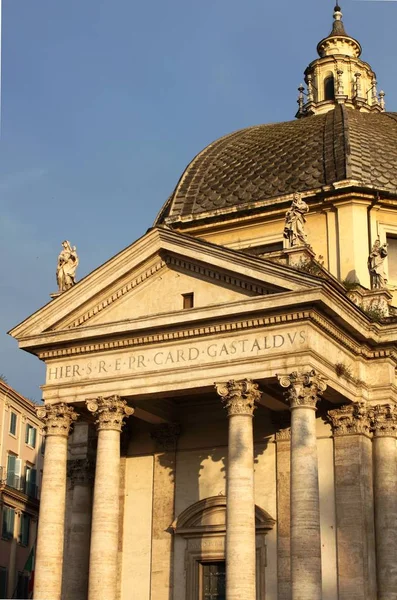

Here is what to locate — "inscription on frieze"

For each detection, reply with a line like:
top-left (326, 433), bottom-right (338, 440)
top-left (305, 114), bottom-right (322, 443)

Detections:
top-left (46, 328), bottom-right (307, 384)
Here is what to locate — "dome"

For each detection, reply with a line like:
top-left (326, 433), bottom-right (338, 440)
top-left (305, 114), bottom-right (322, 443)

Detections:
top-left (156, 105), bottom-right (397, 226)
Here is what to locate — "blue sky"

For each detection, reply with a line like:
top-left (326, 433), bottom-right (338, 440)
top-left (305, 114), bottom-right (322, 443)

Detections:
top-left (1, 0), bottom-right (396, 400)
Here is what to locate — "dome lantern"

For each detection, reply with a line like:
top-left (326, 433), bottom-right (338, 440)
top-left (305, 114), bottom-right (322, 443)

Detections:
top-left (296, 3), bottom-right (385, 118)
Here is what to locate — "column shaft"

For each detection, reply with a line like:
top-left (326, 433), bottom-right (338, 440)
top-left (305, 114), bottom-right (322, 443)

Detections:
top-left (328, 402), bottom-right (376, 600)
top-left (65, 479), bottom-right (93, 600)
top-left (373, 436), bottom-right (397, 599)
top-left (279, 370), bottom-right (326, 600)
top-left (34, 404), bottom-right (77, 600)
top-left (227, 413), bottom-right (256, 600)
top-left (372, 404), bottom-right (397, 600)
top-left (88, 429), bottom-right (120, 599)
top-left (290, 405), bottom-right (322, 600)
top-left (275, 432), bottom-right (291, 600)
top-left (87, 396), bottom-right (133, 600)
top-left (35, 434), bottom-right (68, 599)
top-left (216, 379), bottom-right (261, 600)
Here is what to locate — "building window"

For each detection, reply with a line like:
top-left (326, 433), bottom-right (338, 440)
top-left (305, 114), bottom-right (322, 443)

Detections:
top-left (386, 235), bottom-right (397, 284)
top-left (183, 293), bottom-right (194, 309)
top-left (324, 75), bottom-right (335, 100)
top-left (9, 412), bottom-right (17, 436)
top-left (19, 514), bottom-right (30, 547)
top-left (201, 561), bottom-right (226, 600)
top-left (25, 466), bottom-right (37, 499)
top-left (6, 454), bottom-right (22, 490)
top-left (16, 572), bottom-right (29, 599)
top-left (2, 507), bottom-right (15, 540)
top-left (25, 424), bottom-right (37, 448)
top-left (0, 567), bottom-right (7, 599)
top-left (41, 436), bottom-right (45, 455)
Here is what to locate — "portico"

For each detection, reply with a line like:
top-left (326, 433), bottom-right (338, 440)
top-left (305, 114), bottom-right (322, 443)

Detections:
top-left (8, 227), bottom-right (397, 600)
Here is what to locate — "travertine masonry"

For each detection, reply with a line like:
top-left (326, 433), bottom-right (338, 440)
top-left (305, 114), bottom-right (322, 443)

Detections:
top-left (328, 403), bottom-right (376, 600)
top-left (216, 379), bottom-right (261, 600)
top-left (34, 404), bottom-right (78, 600)
top-left (86, 397), bottom-right (133, 600)
top-left (372, 404), bottom-right (397, 600)
top-left (279, 370), bottom-right (326, 600)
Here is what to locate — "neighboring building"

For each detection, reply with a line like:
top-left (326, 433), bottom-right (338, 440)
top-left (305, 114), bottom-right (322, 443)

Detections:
top-left (0, 381), bottom-right (44, 599)
top-left (8, 4), bottom-right (397, 600)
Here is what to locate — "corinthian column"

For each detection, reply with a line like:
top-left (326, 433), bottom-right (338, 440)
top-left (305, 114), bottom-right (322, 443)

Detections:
top-left (215, 379), bottom-right (261, 600)
top-left (328, 402), bottom-right (376, 600)
top-left (278, 370), bottom-right (326, 600)
top-left (371, 403), bottom-right (397, 600)
top-left (86, 396), bottom-right (134, 600)
top-left (35, 403), bottom-right (78, 600)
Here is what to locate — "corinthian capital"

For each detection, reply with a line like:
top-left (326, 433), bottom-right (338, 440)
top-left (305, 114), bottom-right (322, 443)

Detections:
top-left (215, 379), bottom-right (261, 417)
top-left (371, 404), bottom-right (397, 438)
top-left (86, 396), bottom-right (134, 431)
top-left (328, 402), bottom-right (371, 436)
top-left (278, 370), bottom-right (327, 409)
top-left (37, 403), bottom-right (79, 437)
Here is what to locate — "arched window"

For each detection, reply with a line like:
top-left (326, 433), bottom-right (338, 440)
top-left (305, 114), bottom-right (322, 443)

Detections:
top-left (324, 75), bottom-right (335, 100)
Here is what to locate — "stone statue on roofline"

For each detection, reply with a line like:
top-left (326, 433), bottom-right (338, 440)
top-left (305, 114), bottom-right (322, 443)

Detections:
top-left (283, 192), bottom-right (309, 248)
top-left (56, 240), bottom-right (79, 292)
top-left (368, 239), bottom-right (388, 289)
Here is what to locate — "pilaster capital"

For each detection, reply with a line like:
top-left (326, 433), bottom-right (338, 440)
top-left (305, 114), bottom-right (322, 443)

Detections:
top-left (275, 428), bottom-right (291, 441)
top-left (215, 379), bottom-right (261, 417)
top-left (151, 423), bottom-right (181, 451)
top-left (370, 404), bottom-right (397, 438)
top-left (328, 402), bottom-right (371, 436)
top-left (86, 396), bottom-right (134, 432)
top-left (278, 370), bottom-right (327, 410)
top-left (67, 458), bottom-right (95, 487)
top-left (37, 403), bottom-right (79, 437)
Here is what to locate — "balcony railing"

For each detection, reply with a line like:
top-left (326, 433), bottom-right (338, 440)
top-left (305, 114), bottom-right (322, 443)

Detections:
top-left (4, 472), bottom-right (38, 499)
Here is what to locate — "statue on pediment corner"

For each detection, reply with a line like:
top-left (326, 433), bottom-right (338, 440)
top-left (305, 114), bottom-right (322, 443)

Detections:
top-left (283, 192), bottom-right (309, 248)
top-left (368, 239), bottom-right (388, 289)
top-left (56, 240), bottom-right (79, 292)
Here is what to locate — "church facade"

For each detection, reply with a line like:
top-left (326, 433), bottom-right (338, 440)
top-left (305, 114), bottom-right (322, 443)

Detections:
top-left (9, 5), bottom-right (397, 600)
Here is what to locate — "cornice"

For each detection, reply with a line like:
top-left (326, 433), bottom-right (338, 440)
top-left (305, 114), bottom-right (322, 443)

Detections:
top-left (35, 308), bottom-right (397, 364)
top-left (9, 227), bottom-right (317, 340)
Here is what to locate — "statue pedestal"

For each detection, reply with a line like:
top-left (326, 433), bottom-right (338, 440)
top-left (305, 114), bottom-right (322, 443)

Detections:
top-left (347, 287), bottom-right (393, 318)
top-left (265, 245), bottom-right (316, 269)
top-left (50, 292), bottom-right (62, 300)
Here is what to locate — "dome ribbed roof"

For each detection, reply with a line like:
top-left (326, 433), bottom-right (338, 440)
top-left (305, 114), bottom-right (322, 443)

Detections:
top-left (156, 106), bottom-right (397, 225)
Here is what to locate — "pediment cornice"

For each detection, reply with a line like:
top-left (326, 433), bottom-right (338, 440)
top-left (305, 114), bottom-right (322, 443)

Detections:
top-left (9, 227), bottom-right (319, 340)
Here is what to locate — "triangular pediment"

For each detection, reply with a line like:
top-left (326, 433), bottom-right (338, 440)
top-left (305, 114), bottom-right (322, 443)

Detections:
top-left (9, 228), bottom-right (320, 341)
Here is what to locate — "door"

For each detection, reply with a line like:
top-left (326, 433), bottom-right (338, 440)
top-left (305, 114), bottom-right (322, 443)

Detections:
top-left (201, 562), bottom-right (226, 600)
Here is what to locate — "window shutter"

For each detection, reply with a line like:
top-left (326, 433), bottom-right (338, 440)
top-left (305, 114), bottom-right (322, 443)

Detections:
top-left (7, 455), bottom-right (16, 474)
top-left (25, 425), bottom-right (29, 444)
top-left (32, 428), bottom-right (37, 448)
top-left (20, 514), bottom-right (30, 546)
top-left (2, 507), bottom-right (15, 539)
top-left (6, 455), bottom-right (16, 487)
top-left (15, 458), bottom-right (22, 477)
top-left (30, 469), bottom-right (37, 485)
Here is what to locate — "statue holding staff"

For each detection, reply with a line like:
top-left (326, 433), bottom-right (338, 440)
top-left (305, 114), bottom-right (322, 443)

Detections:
top-left (56, 240), bottom-right (79, 292)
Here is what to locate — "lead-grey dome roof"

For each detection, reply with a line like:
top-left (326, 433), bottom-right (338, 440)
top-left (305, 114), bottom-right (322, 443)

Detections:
top-left (156, 105), bottom-right (397, 225)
